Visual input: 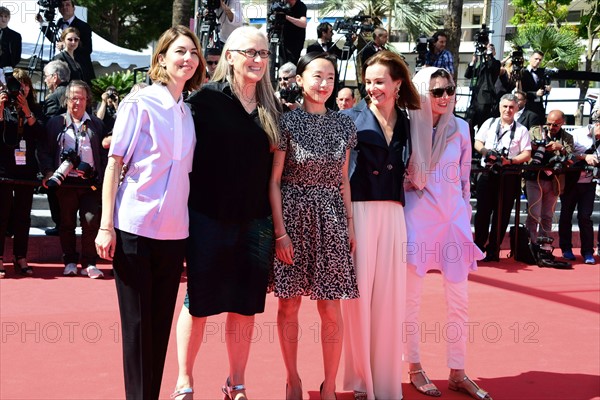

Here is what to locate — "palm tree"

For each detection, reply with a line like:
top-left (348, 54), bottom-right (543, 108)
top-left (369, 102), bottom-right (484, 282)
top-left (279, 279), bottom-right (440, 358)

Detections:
top-left (320, 0), bottom-right (438, 42)
top-left (512, 25), bottom-right (583, 70)
top-left (172, 0), bottom-right (192, 27)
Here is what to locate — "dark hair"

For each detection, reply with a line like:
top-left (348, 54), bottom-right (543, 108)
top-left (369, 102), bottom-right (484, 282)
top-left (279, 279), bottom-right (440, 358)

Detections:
top-left (61, 80), bottom-right (91, 107)
top-left (296, 52), bottom-right (337, 77)
top-left (316, 22), bottom-right (332, 39)
top-left (432, 30), bottom-right (447, 42)
top-left (13, 68), bottom-right (37, 107)
top-left (372, 27), bottom-right (387, 40)
top-left (515, 90), bottom-right (526, 99)
top-left (338, 86), bottom-right (354, 98)
top-left (362, 51), bottom-right (421, 110)
top-left (532, 49), bottom-right (544, 57)
top-left (430, 68), bottom-right (452, 81)
top-left (205, 47), bottom-right (222, 57)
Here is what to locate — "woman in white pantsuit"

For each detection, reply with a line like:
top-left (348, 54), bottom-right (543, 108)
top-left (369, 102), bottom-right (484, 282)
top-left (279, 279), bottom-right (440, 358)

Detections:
top-left (340, 51), bottom-right (421, 400)
top-left (403, 67), bottom-right (490, 400)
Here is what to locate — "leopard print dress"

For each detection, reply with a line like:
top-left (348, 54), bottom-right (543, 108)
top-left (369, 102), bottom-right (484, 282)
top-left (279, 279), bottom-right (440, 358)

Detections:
top-left (271, 108), bottom-right (359, 300)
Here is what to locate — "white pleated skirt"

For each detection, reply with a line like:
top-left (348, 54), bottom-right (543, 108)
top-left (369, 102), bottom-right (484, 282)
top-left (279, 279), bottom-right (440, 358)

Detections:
top-left (342, 201), bottom-right (407, 400)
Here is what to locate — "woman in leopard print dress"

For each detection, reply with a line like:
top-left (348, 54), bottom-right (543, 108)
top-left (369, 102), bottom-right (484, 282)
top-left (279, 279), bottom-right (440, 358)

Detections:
top-left (269, 52), bottom-right (358, 400)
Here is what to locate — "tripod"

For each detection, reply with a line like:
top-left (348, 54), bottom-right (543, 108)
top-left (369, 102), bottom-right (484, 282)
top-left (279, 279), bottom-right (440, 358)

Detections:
top-left (28, 19), bottom-right (59, 100)
top-left (335, 35), bottom-right (358, 89)
top-left (268, 28), bottom-right (285, 87)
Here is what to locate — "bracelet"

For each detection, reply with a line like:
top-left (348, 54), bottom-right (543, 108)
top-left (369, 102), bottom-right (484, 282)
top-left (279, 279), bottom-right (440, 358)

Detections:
top-left (25, 114), bottom-right (33, 119)
top-left (99, 227), bottom-right (113, 231)
top-left (275, 233), bottom-right (288, 241)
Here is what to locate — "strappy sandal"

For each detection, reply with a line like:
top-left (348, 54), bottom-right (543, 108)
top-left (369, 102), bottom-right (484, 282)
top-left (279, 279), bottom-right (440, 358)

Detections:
top-left (0, 259), bottom-right (5, 279)
top-left (409, 369), bottom-right (441, 397)
top-left (222, 377), bottom-right (246, 400)
top-left (14, 258), bottom-right (33, 276)
top-left (353, 390), bottom-right (367, 400)
top-left (170, 387), bottom-right (193, 400)
top-left (448, 375), bottom-right (492, 400)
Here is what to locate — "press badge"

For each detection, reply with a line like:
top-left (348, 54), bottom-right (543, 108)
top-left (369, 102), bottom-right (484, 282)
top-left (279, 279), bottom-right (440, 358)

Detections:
top-left (15, 140), bottom-right (26, 165)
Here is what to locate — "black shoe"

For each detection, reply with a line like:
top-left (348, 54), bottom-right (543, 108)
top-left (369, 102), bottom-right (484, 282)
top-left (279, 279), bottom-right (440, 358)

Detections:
top-left (45, 227), bottom-right (59, 236)
top-left (482, 254), bottom-right (500, 262)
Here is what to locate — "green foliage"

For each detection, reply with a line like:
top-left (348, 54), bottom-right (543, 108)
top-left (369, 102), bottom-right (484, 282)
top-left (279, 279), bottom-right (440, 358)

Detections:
top-left (512, 25), bottom-right (583, 70)
top-left (319, 0), bottom-right (438, 41)
top-left (77, 0), bottom-right (173, 51)
top-left (90, 70), bottom-right (147, 102)
top-left (510, 0), bottom-right (571, 27)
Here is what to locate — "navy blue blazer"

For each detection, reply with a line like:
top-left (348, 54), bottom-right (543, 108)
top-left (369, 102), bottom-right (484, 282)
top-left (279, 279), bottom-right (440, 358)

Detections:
top-left (342, 99), bottom-right (410, 205)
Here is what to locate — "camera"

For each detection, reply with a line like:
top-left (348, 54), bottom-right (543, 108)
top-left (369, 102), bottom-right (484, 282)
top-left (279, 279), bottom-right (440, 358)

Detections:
top-left (547, 153), bottom-right (575, 173)
top-left (534, 236), bottom-right (572, 269)
top-left (106, 87), bottom-right (118, 102)
top-left (37, 0), bottom-right (61, 22)
top-left (473, 24), bottom-right (493, 56)
top-left (484, 148), bottom-right (508, 175)
top-left (333, 14), bottom-right (374, 37)
top-left (413, 34), bottom-right (432, 69)
top-left (267, 0), bottom-right (290, 37)
top-left (47, 149), bottom-right (94, 189)
top-left (0, 67), bottom-right (24, 110)
top-left (509, 46), bottom-right (524, 81)
top-left (279, 83), bottom-right (301, 104)
top-left (530, 139), bottom-right (547, 165)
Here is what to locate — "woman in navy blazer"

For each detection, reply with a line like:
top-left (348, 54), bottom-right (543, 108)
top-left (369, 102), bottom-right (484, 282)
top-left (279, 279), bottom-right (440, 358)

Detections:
top-left (340, 51), bottom-right (420, 400)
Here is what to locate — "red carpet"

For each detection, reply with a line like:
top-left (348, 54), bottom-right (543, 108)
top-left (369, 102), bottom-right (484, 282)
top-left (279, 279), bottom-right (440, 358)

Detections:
top-left (1, 251), bottom-right (599, 400)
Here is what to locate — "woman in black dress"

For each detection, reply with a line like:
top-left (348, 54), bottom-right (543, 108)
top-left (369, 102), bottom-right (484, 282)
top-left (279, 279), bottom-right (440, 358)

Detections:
top-left (53, 27), bottom-right (84, 82)
top-left (171, 26), bottom-right (281, 400)
top-left (0, 69), bottom-right (42, 277)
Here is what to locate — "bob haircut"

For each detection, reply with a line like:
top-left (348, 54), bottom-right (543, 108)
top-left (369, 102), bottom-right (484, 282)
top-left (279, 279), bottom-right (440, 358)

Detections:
top-left (148, 25), bottom-right (205, 93)
top-left (362, 50), bottom-right (421, 110)
top-left (61, 80), bottom-right (92, 108)
top-left (60, 26), bottom-right (81, 42)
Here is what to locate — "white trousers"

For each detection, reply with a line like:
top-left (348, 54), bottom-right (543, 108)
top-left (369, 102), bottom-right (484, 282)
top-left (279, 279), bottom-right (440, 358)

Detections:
top-left (404, 265), bottom-right (468, 369)
top-left (342, 201), bottom-right (407, 400)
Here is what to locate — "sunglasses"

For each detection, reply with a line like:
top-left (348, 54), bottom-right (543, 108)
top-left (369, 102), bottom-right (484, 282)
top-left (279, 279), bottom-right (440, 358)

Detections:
top-left (278, 76), bottom-right (291, 82)
top-left (206, 61), bottom-right (218, 66)
top-left (429, 86), bottom-right (456, 98)
top-left (546, 122), bottom-right (562, 128)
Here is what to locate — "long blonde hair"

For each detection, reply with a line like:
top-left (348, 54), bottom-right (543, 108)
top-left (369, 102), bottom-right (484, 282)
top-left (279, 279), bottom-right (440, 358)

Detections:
top-left (211, 26), bottom-right (281, 146)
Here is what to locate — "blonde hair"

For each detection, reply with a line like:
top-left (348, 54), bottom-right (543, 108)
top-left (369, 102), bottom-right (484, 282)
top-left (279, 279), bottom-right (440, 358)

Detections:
top-left (148, 25), bottom-right (205, 93)
top-left (211, 26), bottom-right (281, 146)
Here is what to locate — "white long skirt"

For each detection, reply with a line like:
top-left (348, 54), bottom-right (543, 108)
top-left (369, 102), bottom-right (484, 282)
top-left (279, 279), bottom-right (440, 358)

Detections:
top-left (342, 201), bottom-right (407, 400)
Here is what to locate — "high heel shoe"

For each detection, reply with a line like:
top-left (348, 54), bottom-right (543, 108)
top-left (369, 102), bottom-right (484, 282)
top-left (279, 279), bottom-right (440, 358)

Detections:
top-left (14, 258), bottom-right (33, 276)
top-left (319, 382), bottom-right (337, 400)
top-left (285, 380), bottom-right (302, 400)
top-left (409, 369), bottom-right (441, 397)
top-left (222, 377), bottom-right (246, 400)
top-left (448, 375), bottom-right (492, 400)
top-left (0, 259), bottom-right (5, 279)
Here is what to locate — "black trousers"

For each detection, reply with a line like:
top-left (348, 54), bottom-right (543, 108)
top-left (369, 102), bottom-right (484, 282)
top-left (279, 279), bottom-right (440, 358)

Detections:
top-left (558, 182), bottom-right (596, 255)
top-left (0, 183), bottom-right (34, 259)
top-left (474, 172), bottom-right (521, 256)
top-left (113, 230), bottom-right (185, 400)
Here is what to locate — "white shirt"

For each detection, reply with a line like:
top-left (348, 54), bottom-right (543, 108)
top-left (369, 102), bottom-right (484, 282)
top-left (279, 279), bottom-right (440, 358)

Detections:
top-left (109, 84), bottom-right (196, 240)
top-left (570, 125), bottom-right (599, 183)
top-left (218, 0), bottom-right (242, 42)
top-left (475, 117), bottom-right (531, 167)
top-left (62, 112), bottom-right (94, 176)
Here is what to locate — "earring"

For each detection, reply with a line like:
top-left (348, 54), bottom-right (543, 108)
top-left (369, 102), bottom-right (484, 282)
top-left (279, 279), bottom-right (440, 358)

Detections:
top-left (395, 87), bottom-right (400, 99)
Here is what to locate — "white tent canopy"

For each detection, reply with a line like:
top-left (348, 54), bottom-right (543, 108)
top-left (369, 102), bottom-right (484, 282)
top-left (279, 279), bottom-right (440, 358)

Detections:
top-left (3, 0), bottom-right (151, 68)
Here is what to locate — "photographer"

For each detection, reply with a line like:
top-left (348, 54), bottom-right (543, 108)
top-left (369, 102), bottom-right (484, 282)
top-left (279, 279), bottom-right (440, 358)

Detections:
top-left (474, 93), bottom-right (531, 261)
top-left (282, 0), bottom-right (307, 64)
top-left (360, 27), bottom-right (388, 65)
top-left (95, 85), bottom-right (118, 133)
top-left (275, 62), bottom-right (301, 111)
top-left (465, 43), bottom-right (500, 132)
top-left (38, 80), bottom-right (108, 279)
top-left (0, 6), bottom-right (22, 69)
top-left (0, 69), bottom-right (43, 278)
top-left (215, 0), bottom-right (242, 46)
top-left (525, 110), bottom-right (573, 242)
top-left (38, 0), bottom-right (95, 86)
top-left (425, 31), bottom-right (454, 74)
top-left (521, 50), bottom-right (551, 121)
top-left (558, 109), bottom-right (600, 264)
